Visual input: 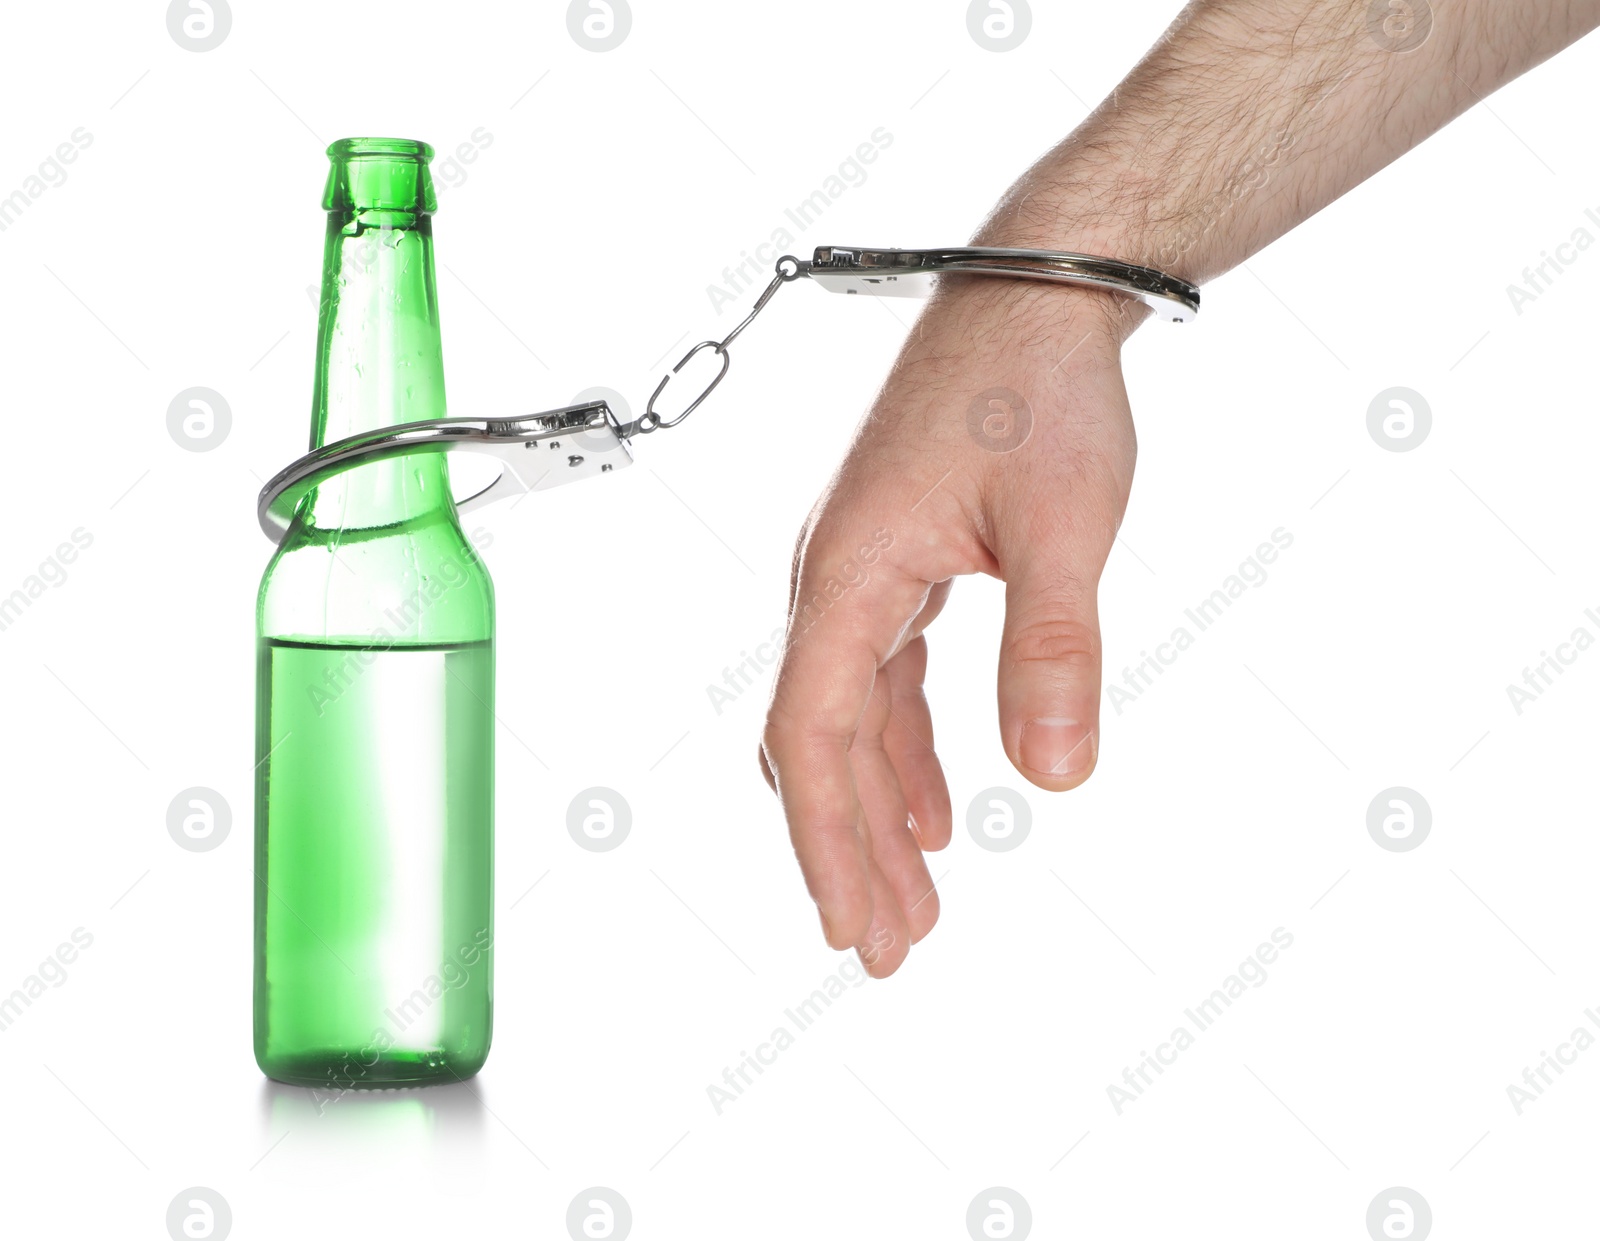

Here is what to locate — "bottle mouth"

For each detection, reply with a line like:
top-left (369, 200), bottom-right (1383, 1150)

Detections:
top-left (327, 136), bottom-right (435, 163)
top-left (323, 137), bottom-right (437, 215)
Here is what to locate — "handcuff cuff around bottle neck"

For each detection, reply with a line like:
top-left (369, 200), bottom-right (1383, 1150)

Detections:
top-left (256, 244), bottom-right (1200, 541)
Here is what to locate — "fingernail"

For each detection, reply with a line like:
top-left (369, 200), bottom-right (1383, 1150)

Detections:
top-left (907, 812), bottom-right (924, 847)
top-left (1019, 717), bottom-right (1095, 778)
top-left (818, 906), bottom-right (834, 942)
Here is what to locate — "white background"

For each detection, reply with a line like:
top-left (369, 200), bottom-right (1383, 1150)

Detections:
top-left (1, 1), bottom-right (1596, 1237)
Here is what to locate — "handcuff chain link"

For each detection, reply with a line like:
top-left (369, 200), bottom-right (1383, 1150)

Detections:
top-left (626, 255), bottom-right (807, 437)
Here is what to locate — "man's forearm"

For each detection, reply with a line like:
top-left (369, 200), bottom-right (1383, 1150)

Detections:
top-left (977, 0), bottom-right (1600, 302)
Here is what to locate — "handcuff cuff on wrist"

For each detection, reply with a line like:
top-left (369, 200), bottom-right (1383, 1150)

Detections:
top-left (256, 245), bottom-right (1199, 541)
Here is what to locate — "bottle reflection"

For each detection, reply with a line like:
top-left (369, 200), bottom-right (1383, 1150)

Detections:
top-left (258, 1077), bottom-right (488, 1150)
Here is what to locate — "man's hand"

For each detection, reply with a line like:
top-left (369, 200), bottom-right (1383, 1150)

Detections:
top-left (759, 0), bottom-right (1600, 975)
top-left (759, 281), bottom-right (1133, 976)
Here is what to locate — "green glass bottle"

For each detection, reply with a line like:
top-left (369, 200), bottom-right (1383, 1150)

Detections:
top-left (254, 138), bottom-right (495, 1089)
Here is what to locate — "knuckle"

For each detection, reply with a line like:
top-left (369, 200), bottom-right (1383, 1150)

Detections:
top-left (788, 521), bottom-right (811, 583)
top-left (760, 711), bottom-right (794, 759)
top-left (765, 690), bottom-right (860, 750)
top-left (1004, 616), bottom-right (1100, 671)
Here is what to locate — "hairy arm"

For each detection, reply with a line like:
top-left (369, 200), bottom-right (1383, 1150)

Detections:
top-left (983, 0), bottom-right (1600, 296)
top-left (760, 0), bottom-right (1600, 975)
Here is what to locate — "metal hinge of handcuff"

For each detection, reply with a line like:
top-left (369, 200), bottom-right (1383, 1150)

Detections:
top-left (257, 245), bottom-right (1199, 540)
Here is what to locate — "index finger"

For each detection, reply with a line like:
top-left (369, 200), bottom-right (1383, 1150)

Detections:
top-left (761, 531), bottom-right (930, 950)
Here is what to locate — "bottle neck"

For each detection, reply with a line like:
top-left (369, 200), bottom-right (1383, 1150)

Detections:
top-left (303, 209), bottom-right (454, 532)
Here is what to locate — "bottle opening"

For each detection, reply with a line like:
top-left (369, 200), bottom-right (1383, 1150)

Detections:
top-left (324, 136), bottom-right (437, 216)
top-left (328, 136), bottom-right (435, 162)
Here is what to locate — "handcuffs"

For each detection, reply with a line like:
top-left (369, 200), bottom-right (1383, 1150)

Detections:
top-left (256, 245), bottom-right (1199, 540)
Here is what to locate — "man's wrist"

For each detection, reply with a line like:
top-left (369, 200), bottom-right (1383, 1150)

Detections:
top-left (920, 270), bottom-right (1131, 369)
top-left (967, 181), bottom-right (1191, 344)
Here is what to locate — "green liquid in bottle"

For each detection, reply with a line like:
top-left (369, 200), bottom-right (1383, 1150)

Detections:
top-left (254, 639), bottom-right (494, 1086)
top-left (253, 138), bottom-right (495, 1088)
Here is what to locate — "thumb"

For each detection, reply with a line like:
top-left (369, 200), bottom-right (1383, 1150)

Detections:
top-left (996, 512), bottom-right (1109, 791)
